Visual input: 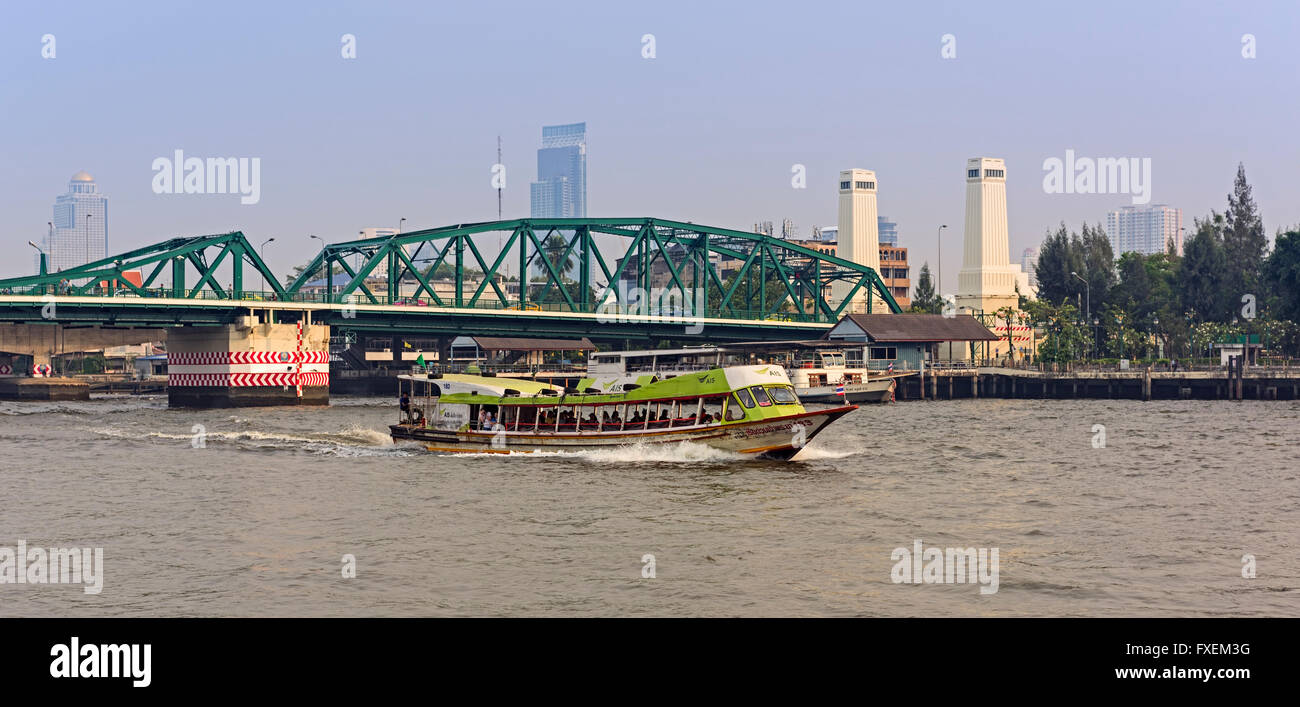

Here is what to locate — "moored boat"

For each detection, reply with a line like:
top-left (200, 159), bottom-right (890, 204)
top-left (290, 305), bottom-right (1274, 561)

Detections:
top-left (389, 364), bottom-right (855, 459)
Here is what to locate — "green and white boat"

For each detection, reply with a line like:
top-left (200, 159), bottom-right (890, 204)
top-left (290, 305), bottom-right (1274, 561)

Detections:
top-left (389, 365), bottom-right (856, 460)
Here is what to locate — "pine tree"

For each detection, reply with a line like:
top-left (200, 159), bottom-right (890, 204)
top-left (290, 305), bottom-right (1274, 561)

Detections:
top-left (910, 262), bottom-right (941, 313)
top-left (1224, 163), bottom-right (1267, 300)
top-left (1181, 213), bottom-right (1229, 322)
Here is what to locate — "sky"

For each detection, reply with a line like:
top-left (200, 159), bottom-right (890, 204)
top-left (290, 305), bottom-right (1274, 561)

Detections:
top-left (2, 0), bottom-right (1298, 292)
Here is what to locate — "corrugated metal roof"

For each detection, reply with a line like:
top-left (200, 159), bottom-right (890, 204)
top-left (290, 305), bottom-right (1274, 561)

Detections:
top-left (467, 336), bottom-right (596, 351)
top-left (837, 314), bottom-right (1000, 342)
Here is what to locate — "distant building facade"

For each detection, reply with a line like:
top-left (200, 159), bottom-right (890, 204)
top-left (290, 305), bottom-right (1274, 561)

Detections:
top-left (42, 171), bottom-right (108, 272)
top-left (879, 245), bottom-right (910, 309)
top-left (1021, 246), bottom-right (1039, 288)
top-left (1106, 204), bottom-right (1183, 255)
top-left (877, 216), bottom-right (898, 246)
top-left (529, 122), bottom-right (587, 218)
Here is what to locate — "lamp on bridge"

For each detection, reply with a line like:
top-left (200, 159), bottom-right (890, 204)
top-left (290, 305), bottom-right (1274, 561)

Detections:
top-left (28, 241), bottom-right (47, 279)
top-left (260, 237), bottom-right (276, 293)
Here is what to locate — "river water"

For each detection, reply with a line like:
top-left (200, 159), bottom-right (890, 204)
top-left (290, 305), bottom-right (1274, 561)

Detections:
top-left (1, 394), bottom-right (1296, 617)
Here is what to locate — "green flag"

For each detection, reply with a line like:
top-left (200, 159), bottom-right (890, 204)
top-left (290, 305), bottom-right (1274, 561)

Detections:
top-left (415, 354), bottom-right (426, 368)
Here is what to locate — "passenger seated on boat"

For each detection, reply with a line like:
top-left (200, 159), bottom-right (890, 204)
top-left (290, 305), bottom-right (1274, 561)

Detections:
top-left (585, 412), bottom-right (598, 425)
top-left (601, 411), bottom-right (610, 424)
top-left (610, 410), bottom-right (621, 424)
top-left (400, 393), bottom-right (411, 421)
top-left (701, 413), bottom-right (713, 424)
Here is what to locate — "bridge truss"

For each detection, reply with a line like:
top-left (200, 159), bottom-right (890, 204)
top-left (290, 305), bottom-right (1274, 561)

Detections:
top-left (0, 219), bottom-right (901, 323)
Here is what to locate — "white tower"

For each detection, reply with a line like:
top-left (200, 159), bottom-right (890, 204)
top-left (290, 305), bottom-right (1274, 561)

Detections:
top-left (956, 157), bottom-right (1018, 314)
top-left (833, 169), bottom-right (881, 313)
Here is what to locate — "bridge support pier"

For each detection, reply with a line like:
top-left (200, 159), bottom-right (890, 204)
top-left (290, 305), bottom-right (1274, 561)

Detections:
top-left (167, 318), bottom-right (330, 408)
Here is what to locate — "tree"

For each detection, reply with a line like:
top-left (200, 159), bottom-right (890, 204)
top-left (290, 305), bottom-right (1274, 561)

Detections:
top-left (1263, 229), bottom-right (1300, 322)
top-left (541, 232), bottom-right (576, 280)
top-left (1034, 223), bottom-right (1085, 305)
top-left (1080, 222), bottom-right (1116, 308)
top-left (1180, 212), bottom-right (1229, 322)
top-left (910, 262), bottom-right (942, 313)
top-left (1111, 251), bottom-right (1152, 317)
top-left (1223, 163), bottom-right (1267, 300)
top-left (283, 259), bottom-right (345, 287)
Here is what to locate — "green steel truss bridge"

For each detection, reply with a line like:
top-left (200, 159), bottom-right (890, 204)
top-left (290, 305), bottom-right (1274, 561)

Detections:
top-left (0, 219), bottom-right (899, 341)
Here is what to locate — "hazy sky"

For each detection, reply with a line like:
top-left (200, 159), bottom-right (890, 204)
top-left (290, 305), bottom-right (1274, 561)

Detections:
top-left (3, 0), bottom-right (1298, 292)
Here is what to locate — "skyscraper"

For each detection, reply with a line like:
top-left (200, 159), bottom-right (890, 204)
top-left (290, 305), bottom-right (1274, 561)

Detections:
top-left (1106, 204), bottom-right (1183, 256)
top-left (43, 171), bottom-right (108, 272)
top-left (529, 122), bottom-right (587, 218)
top-left (832, 169), bottom-right (881, 313)
top-left (1021, 246), bottom-right (1039, 288)
top-left (877, 216), bottom-right (898, 246)
top-left (956, 158), bottom-right (1019, 314)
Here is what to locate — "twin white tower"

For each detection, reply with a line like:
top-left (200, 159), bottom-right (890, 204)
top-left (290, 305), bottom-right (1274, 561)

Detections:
top-left (955, 157), bottom-right (1019, 313)
top-left (831, 158), bottom-right (1018, 315)
top-left (831, 169), bottom-right (881, 313)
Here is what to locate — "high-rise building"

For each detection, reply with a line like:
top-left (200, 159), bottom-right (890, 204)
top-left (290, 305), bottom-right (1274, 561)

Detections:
top-left (1021, 246), bottom-right (1039, 288)
top-left (529, 122), bottom-right (587, 218)
top-left (877, 216), bottom-right (898, 246)
top-left (956, 158), bottom-right (1019, 314)
top-left (1106, 204), bottom-right (1183, 256)
top-left (42, 171), bottom-right (108, 272)
top-left (832, 169), bottom-right (882, 313)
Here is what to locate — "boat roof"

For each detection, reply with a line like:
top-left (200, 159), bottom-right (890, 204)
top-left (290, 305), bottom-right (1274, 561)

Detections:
top-left (436, 366), bottom-right (791, 406)
top-left (397, 373), bottom-right (555, 393)
top-left (588, 341), bottom-right (848, 359)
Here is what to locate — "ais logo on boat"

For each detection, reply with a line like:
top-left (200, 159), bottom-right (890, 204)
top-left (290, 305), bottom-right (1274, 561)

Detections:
top-left (695, 374), bottom-right (715, 384)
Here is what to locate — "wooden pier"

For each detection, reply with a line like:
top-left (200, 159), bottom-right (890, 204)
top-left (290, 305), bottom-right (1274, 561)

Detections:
top-left (897, 365), bottom-right (1300, 401)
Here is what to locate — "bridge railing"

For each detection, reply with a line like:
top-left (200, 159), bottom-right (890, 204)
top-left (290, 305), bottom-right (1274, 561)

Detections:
top-left (1, 286), bottom-right (827, 323)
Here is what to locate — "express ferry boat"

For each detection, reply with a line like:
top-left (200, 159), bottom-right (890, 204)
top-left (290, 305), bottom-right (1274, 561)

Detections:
top-left (389, 365), bottom-right (855, 459)
top-left (585, 343), bottom-right (911, 404)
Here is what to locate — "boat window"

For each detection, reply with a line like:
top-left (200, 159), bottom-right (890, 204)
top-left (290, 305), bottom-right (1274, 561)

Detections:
top-left (750, 386), bottom-right (772, 407)
top-left (736, 388), bottom-right (756, 408)
top-left (724, 394), bottom-right (746, 421)
top-left (768, 385), bottom-right (798, 404)
top-left (700, 397), bottom-right (723, 424)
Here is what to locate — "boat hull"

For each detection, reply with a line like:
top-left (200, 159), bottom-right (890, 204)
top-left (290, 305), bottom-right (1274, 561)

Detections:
top-left (390, 405), bottom-right (857, 460)
top-left (798, 378), bottom-right (895, 404)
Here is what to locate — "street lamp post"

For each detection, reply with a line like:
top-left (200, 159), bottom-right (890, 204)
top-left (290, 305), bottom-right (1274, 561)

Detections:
top-left (28, 241), bottom-right (47, 280)
top-left (1070, 271), bottom-right (1090, 329)
top-left (936, 224), bottom-right (948, 303)
top-left (260, 238), bottom-right (275, 293)
top-left (84, 213), bottom-right (94, 276)
top-left (937, 224), bottom-right (948, 359)
top-left (399, 218), bottom-right (406, 234)
top-left (309, 235), bottom-right (326, 301)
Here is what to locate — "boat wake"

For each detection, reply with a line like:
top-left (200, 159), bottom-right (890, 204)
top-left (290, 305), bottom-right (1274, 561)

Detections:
top-left (446, 440), bottom-right (750, 463)
top-left (91, 424), bottom-right (414, 457)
